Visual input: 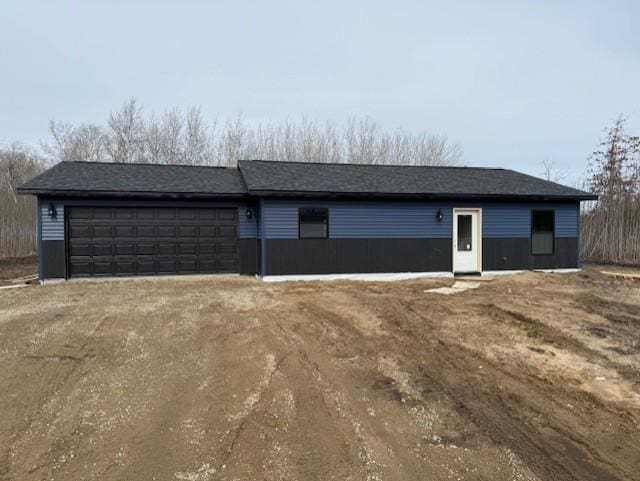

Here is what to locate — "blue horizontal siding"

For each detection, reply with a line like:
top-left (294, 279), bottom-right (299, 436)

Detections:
top-left (483, 203), bottom-right (578, 238)
top-left (555, 204), bottom-right (579, 237)
top-left (238, 207), bottom-right (257, 238)
top-left (262, 199), bottom-right (452, 239)
top-left (39, 198), bottom-right (65, 240)
top-left (261, 199), bottom-right (580, 240)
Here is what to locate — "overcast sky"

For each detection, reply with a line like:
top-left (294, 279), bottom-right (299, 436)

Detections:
top-left (1, 1), bottom-right (639, 183)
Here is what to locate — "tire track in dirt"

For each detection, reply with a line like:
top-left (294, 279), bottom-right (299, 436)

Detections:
top-left (390, 298), bottom-right (636, 481)
top-left (1, 311), bottom-right (116, 480)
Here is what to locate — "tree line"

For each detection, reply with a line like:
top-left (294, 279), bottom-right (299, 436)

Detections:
top-left (43, 99), bottom-right (463, 167)
top-left (582, 116), bottom-right (640, 265)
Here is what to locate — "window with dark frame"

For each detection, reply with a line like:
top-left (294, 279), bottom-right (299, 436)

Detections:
top-left (299, 208), bottom-right (329, 239)
top-left (531, 210), bottom-right (554, 255)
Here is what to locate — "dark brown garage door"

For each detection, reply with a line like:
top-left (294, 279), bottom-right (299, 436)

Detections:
top-left (67, 206), bottom-right (239, 277)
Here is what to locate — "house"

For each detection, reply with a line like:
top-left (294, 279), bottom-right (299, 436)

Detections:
top-left (17, 160), bottom-right (597, 281)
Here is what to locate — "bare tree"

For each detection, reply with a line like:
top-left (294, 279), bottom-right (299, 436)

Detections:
top-left (541, 158), bottom-right (568, 183)
top-left (0, 144), bottom-right (46, 257)
top-left (184, 107), bottom-right (211, 165)
top-left (106, 98), bottom-right (145, 163)
top-left (42, 99), bottom-right (464, 167)
top-left (43, 121), bottom-right (108, 163)
top-left (582, 115), bottom-right (640, 265)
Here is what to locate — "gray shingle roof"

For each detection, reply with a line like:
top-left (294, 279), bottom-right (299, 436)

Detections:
top-left (18, 159), bottom-right (596, 200)
top-left (238, 160), bottom-right (596, 200)
top-left (18, 161), bottom-right (247, 197)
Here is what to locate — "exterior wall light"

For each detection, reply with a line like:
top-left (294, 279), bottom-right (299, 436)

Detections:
top-left (48, 203), bottom-right (57, 220)
top-left (436, 208), bottom-right (444, 222)
top-left (245, 207), bottom-right (253, 220)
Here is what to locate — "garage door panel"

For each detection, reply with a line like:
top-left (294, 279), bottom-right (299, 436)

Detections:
top-left (69, 262), bottom-right (91, 276)
top-left (179, 226), bottom-right (197, 237)
top-left (178, 243), bottom-right (197, 255)
top-left (115, 208), bottom-right (134, 219)
top-left (137, 209), bottom-right (155, 220)
top-left (136, 244), bottom-right (155, 255)
top-left (158, 209), bottom-right (176, 220)
top-left (137, 260), bottom-right (155, 274)
top-left (70, 226), bottom-right (90, 238)
top-left (137, 226), bottom-right (155, 237)
top-left (115, 261), bottom-right (135, 275)
top-left (158, 260), bottom-right (177, 273)
top-left (218, 209), bottom-right (236, 220)
top-left (219, 259), bottom-right (238, 272)
top-left (199, 226), bottom-right (216, 237)
top-left (69, 207), bottom-right (91, 219)
top-left (93, 262), bottom-right (113, 275)
top-left (218, 225), bottom-right (236, 237)
top-left (197, 260), bottom-right (214, 271)
top-left (115, 225), bottom-right (135, 237)
top-left (93, 244), bottom-right (112, 256)
top-left (158, 226), bottom-right (176, 237)
top-left (70, 244), bottom-right (91, 256)
top-left (219, 242), bottom-right (237, 254)
top-left (198, 209), bottom-right (216, 220)
top-left (92, 226), bottom-right (112, 238)
top-left (115, 244), bottom-right (134, 255)
top-left (67, 206), bottom-right (239, 277)
top-left (178, 209), bottom-right (196, 220)
top-left (93, 208), bottom-right (112, 219)
top-left (178, 260), bottom-right (197, 272)
top-left (199, 243), bottom-right (216, 254)
top-left (158, 244), bottom-right (176, 255)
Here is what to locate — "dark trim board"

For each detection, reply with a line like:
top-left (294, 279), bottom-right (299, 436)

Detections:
top-left (483, 237), bottom-right (578, 271)
top-left (42, 240), bottom-right (66, 278)
top-left (264, 238), bottom-right (452, 276)
top-left (239, 239), bottom-right (260, 275)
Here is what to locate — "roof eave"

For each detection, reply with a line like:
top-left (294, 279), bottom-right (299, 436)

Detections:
top-left (247, 189), bottom-right (598, 202)
top-left (16, 188), bottom-right (249, 199)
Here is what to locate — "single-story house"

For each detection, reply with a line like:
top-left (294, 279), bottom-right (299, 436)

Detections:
top-left (18, 160), bottom-right (597, 281)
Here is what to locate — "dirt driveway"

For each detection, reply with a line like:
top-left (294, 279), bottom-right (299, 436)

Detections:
top-left (0, 266), bottom-right (639, 481)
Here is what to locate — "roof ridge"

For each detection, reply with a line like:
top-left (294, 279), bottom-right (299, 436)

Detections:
top-left (238, 159), bottom-right (506, 170)
top-left (65, 160), bottom-right (237, 170)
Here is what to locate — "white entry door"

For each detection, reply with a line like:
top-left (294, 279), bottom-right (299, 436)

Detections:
top-left (453, 209), bottom-right (482, 273)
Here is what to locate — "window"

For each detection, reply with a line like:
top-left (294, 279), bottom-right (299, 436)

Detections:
top-left (299, 208), bottom-right (328, 239)
top-left (531, 210), bottom-right (554, 255)
top-left (457, 214), bottom-right (472, 251)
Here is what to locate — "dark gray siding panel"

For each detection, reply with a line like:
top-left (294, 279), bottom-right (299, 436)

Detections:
top-left (482, 238), bottom-right (531, 270)
top-left (483, 237), bottom-right (578, 270)
top-left (239, 239), bottom-right (260, 275)
top-left (42, 240), bottom-right (65, 278)
top-left (264, 238), bottom-right (451, 275)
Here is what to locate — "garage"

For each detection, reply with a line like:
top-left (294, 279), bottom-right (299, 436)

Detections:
top-left (67, 206), bottom-right (239, 277)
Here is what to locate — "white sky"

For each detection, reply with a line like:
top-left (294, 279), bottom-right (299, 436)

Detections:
top-left (1, 0), bottom-right (639, 184)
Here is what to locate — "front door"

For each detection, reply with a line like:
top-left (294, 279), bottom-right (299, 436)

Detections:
top-left (453, 209), bottom-right (482, 273)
